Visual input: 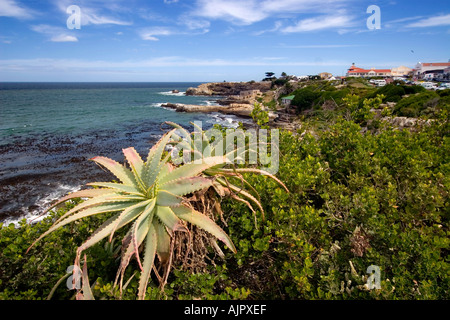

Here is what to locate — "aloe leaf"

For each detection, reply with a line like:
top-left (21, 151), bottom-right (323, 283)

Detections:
top-left (86, 182), bottom-right (144, 196)
top-left (27, 202), bottom-right (133, 253)
top-left (77, 255), bottom-right (95, 300)
top-left (115, 217), bottom-right (150, 290)
top-left (103, 194), bottom-right (148, 201)
top-left (220, 168), bottom-right (289, 192)
top-left (109, 199), bottom-right (155, 242)
top-left (155, 205), bottom-right (187, 233)
top-left (218, 178), bottom-right (265, 219)
top-left (123, 147), bottom-right (144, 176)
top-left (90, 156), bottom-right (137, 187)
top-left (77, 212), bottom-right (121, 255)
top-left (159, 176), bottom-right (213, 197)
top-left (158, 163), bottom-right (173, 181)
top-left (156, 190), bottom-right (183, 207)
top-left (172, 205), bottom-right (236, 253)
top-left (45, 188), bottom-right (113, 211)
top-left (165, 121), bottom-right (193, 145)
top-left (131, 205), bottom-right (154, 271)
top-left (154, 219), bottom-right (171, 264)
top-left (137, 223), bottom-right (157, 300)
top-left (31, 188), bottom-right (114, 223)
top-left (143, 129), bottom-right (176, 187)
top-left (123, 147), bottom-right (147, 191)
top-left (159, 156), bottom-right (226, 185)
top-left (53, 192), bottom-right (137, 225)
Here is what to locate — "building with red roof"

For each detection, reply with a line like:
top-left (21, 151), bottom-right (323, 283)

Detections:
top-left (346, 63), bottom-right (391, 78)
top-left (415, 62), bottom-right (450, 80)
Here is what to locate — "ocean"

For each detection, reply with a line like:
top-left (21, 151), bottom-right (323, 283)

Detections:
top-left (0, 82), bottom-right (249, 225)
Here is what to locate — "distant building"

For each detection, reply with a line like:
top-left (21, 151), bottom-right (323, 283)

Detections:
top-left (239, 90), bottom-right (261, 100)
top-left (281, 95), bottom-right (295, 107)
top-left (347, 64), bottom-right (391, 77)
top-left (443, 67), bottom-right (450, 81)
top-left (319, 72), bottom-right (333, 80)
top-left (414, 62), bottom-right (450, 80)
top-left (391, 66), bottom-right (413, 77)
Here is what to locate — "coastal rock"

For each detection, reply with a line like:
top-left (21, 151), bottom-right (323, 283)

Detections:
top-left (161, 102), bottom-right (278, 120)
top-left (186, 81), bottom-right (272, 96)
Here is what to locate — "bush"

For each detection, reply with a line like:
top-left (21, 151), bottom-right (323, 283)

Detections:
top-left (393, 91), bottom-right (446, 117)
top-left (291, 88), bottom-right (320, 113)
top-left (223, 118), bottom-right (449, 299)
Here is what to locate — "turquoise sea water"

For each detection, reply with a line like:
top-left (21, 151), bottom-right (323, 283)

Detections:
top-left (0, 82), bottom-right (247, 224)
top-left (0, 82), bottom-right (239, 145)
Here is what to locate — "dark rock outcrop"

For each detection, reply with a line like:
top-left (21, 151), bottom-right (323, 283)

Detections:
top-left (185, 81), bottom-right (272, 96)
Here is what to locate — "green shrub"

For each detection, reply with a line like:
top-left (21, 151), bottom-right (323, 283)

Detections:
top-left (291, 88), bottom-right (320, 113)
top-left (221, 117), bottom-right (449, 300)
top-left (393, 91), bottom-right (444, 117)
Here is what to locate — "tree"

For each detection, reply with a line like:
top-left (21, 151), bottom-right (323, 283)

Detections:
top-left (263, 72), bottom-right (276, 81)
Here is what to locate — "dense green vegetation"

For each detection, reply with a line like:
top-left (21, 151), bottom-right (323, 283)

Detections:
top-left (287, 80), bottom-right (449, 120)
top-left (1, 81), bottom-right (449, 300)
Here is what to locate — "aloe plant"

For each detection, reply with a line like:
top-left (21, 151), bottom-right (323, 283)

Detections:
top-left (28, 123), bottom-right (288, 300)
top-left (166, 121), bottom-right (288, 223)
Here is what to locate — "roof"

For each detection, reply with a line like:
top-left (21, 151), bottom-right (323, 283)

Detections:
top-left (347, 65), bottom-right (391, 74)
top-left (282, 95), bottom-right (295, 100)
top-left (421, 62), bottom-right (450, 67)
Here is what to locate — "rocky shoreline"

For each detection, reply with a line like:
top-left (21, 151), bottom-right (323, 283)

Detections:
top-left (185, 81), bottom-right (272, 96)
top-left (161, 102), bottom-right (278, 121)
top-left (165, 81), bottom-right (281, 122)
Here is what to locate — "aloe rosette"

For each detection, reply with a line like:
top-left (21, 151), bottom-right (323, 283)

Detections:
top-left (166, 121), bottom-right (289, 222)
top-left (28, 129), bottom-right (235, 300)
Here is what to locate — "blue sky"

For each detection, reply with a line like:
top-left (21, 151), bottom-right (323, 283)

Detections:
top-left (0, 0), bottom-right (449, 82)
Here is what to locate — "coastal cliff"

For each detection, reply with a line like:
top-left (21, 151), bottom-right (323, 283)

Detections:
top-left (185, 81), bottom-right (272, 96)
top-left (161, 103), bottom-right (278, 120)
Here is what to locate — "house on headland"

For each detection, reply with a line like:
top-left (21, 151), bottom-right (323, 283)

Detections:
top-left (346, 63), bottom-right (391, 78)
top-left (281, 95), bottom-right (295, 108)
top-left (239, 90), bottom-right (261, 100)
top-left (319, 72), bottom-right (333, 80)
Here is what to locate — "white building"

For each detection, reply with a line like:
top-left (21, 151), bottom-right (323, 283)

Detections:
top-left (391, 66), bottom-right (413, 77)
top-left (414, 62), bottom-right (450, 80)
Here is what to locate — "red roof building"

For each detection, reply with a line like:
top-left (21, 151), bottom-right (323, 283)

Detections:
top-left (414, 62), bottom-right (450, 80)
top-left (347, 64), bottom-right (391, 77)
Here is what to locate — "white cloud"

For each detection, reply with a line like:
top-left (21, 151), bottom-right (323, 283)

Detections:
top-left (279, 43), bottom-right (361, 48)
top-left (193, 0), bottom-right (267, 25)
top-left (406, 14), bottom-right (450, 28)
top-left (178, 16), bottom-right (210, 31)
top-left (81, 8), bottom-right (132, 26)
top-left (164, 0), bottom-right (179, 3)
top-left (193, 0), bottom-right (350, 25)
top-left (0, 0), bottom-right (34, 19)
top-left (139, 27), bottom-right (174, 41)
top-left (0, 57), bottom-right (351, 71)
top-left (281, 14), bottom-right (354, 32)
top-left (51, 34), bottom-right (78, 42)
top-left (31, 24), bottom-right (78, 42)
top-left (139, 21), bottom-right (210, 41)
